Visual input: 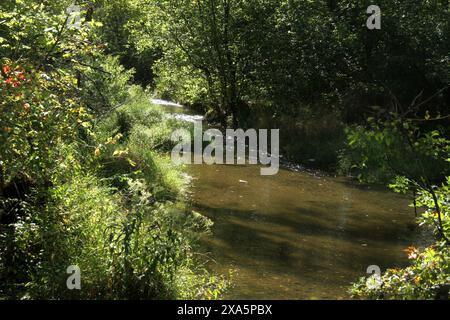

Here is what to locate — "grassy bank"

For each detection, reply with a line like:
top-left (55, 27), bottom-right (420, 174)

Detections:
top-left (0, 86), bottom-right (226, 299)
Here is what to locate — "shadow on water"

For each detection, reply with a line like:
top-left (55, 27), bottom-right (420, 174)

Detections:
top-left (152, 100), bottom-right (419, 299)
top-left (188, 164), bottom-right (418, 299)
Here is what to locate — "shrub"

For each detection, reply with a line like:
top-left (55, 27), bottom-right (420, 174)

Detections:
top-left (0, 144), bottom-right (226, 300)
top-left (351, 178), bottom-right (450, 299)
top-left (348, 116), bottom-right (450, 300)
top-left (79, 55), bottom-right (135, 116)
top-left (0, 1), bottom-right (227, 301)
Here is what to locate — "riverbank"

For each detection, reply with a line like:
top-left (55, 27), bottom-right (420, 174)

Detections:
top-left (0, 91), bottom-right (228, 299)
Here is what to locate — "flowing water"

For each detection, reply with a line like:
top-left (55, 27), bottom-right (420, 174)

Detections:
top-left (153, 99), bottom-right (418, 300)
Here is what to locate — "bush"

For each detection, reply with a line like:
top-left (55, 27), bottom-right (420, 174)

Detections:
top-left (351, 177), bottom-right (450, 300)
top-left (0, 1), bottom-right (227, 301)
top-left (0, 59), bottom-right (87, 190)
top-left (0, 167), bottom-right (223, 299)
top-left (351, 245), bottom-right (450, 300)
top-left (79, 55), bottom-right (135, 116)
top-left (347, 116), bottom-right (450, 300)
top-left (339, 118), bottom-right (450, 184)
top-left (0, 135), bottom-right (227, 299)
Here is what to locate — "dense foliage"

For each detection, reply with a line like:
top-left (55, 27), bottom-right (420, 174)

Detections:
top-left (351, 174), bottom-right (450, 299)
top-left (0, 0), bottom-right (226, 299)
top-left (131, 0), bottom-right (449, 166)
top-left (0, 0), bottom-right (449, 300)
top-left (344, 115), bottom-right (449, 299)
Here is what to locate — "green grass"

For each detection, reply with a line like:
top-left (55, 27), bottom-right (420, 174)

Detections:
top-left (0, 91), bottom-right (228, 300)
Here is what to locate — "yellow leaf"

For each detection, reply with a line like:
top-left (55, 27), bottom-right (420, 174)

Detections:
top-left (127, 158), bottom-right (137, 167)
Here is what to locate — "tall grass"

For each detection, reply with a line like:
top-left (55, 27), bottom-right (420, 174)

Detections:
top-left (0, 90), bottom-right (227, 300)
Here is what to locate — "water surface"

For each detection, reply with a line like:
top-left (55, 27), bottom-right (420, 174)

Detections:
top-left (189, 165), bottom-right (416, 299)
top-left (154, 99), bottom-right (417, 299)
